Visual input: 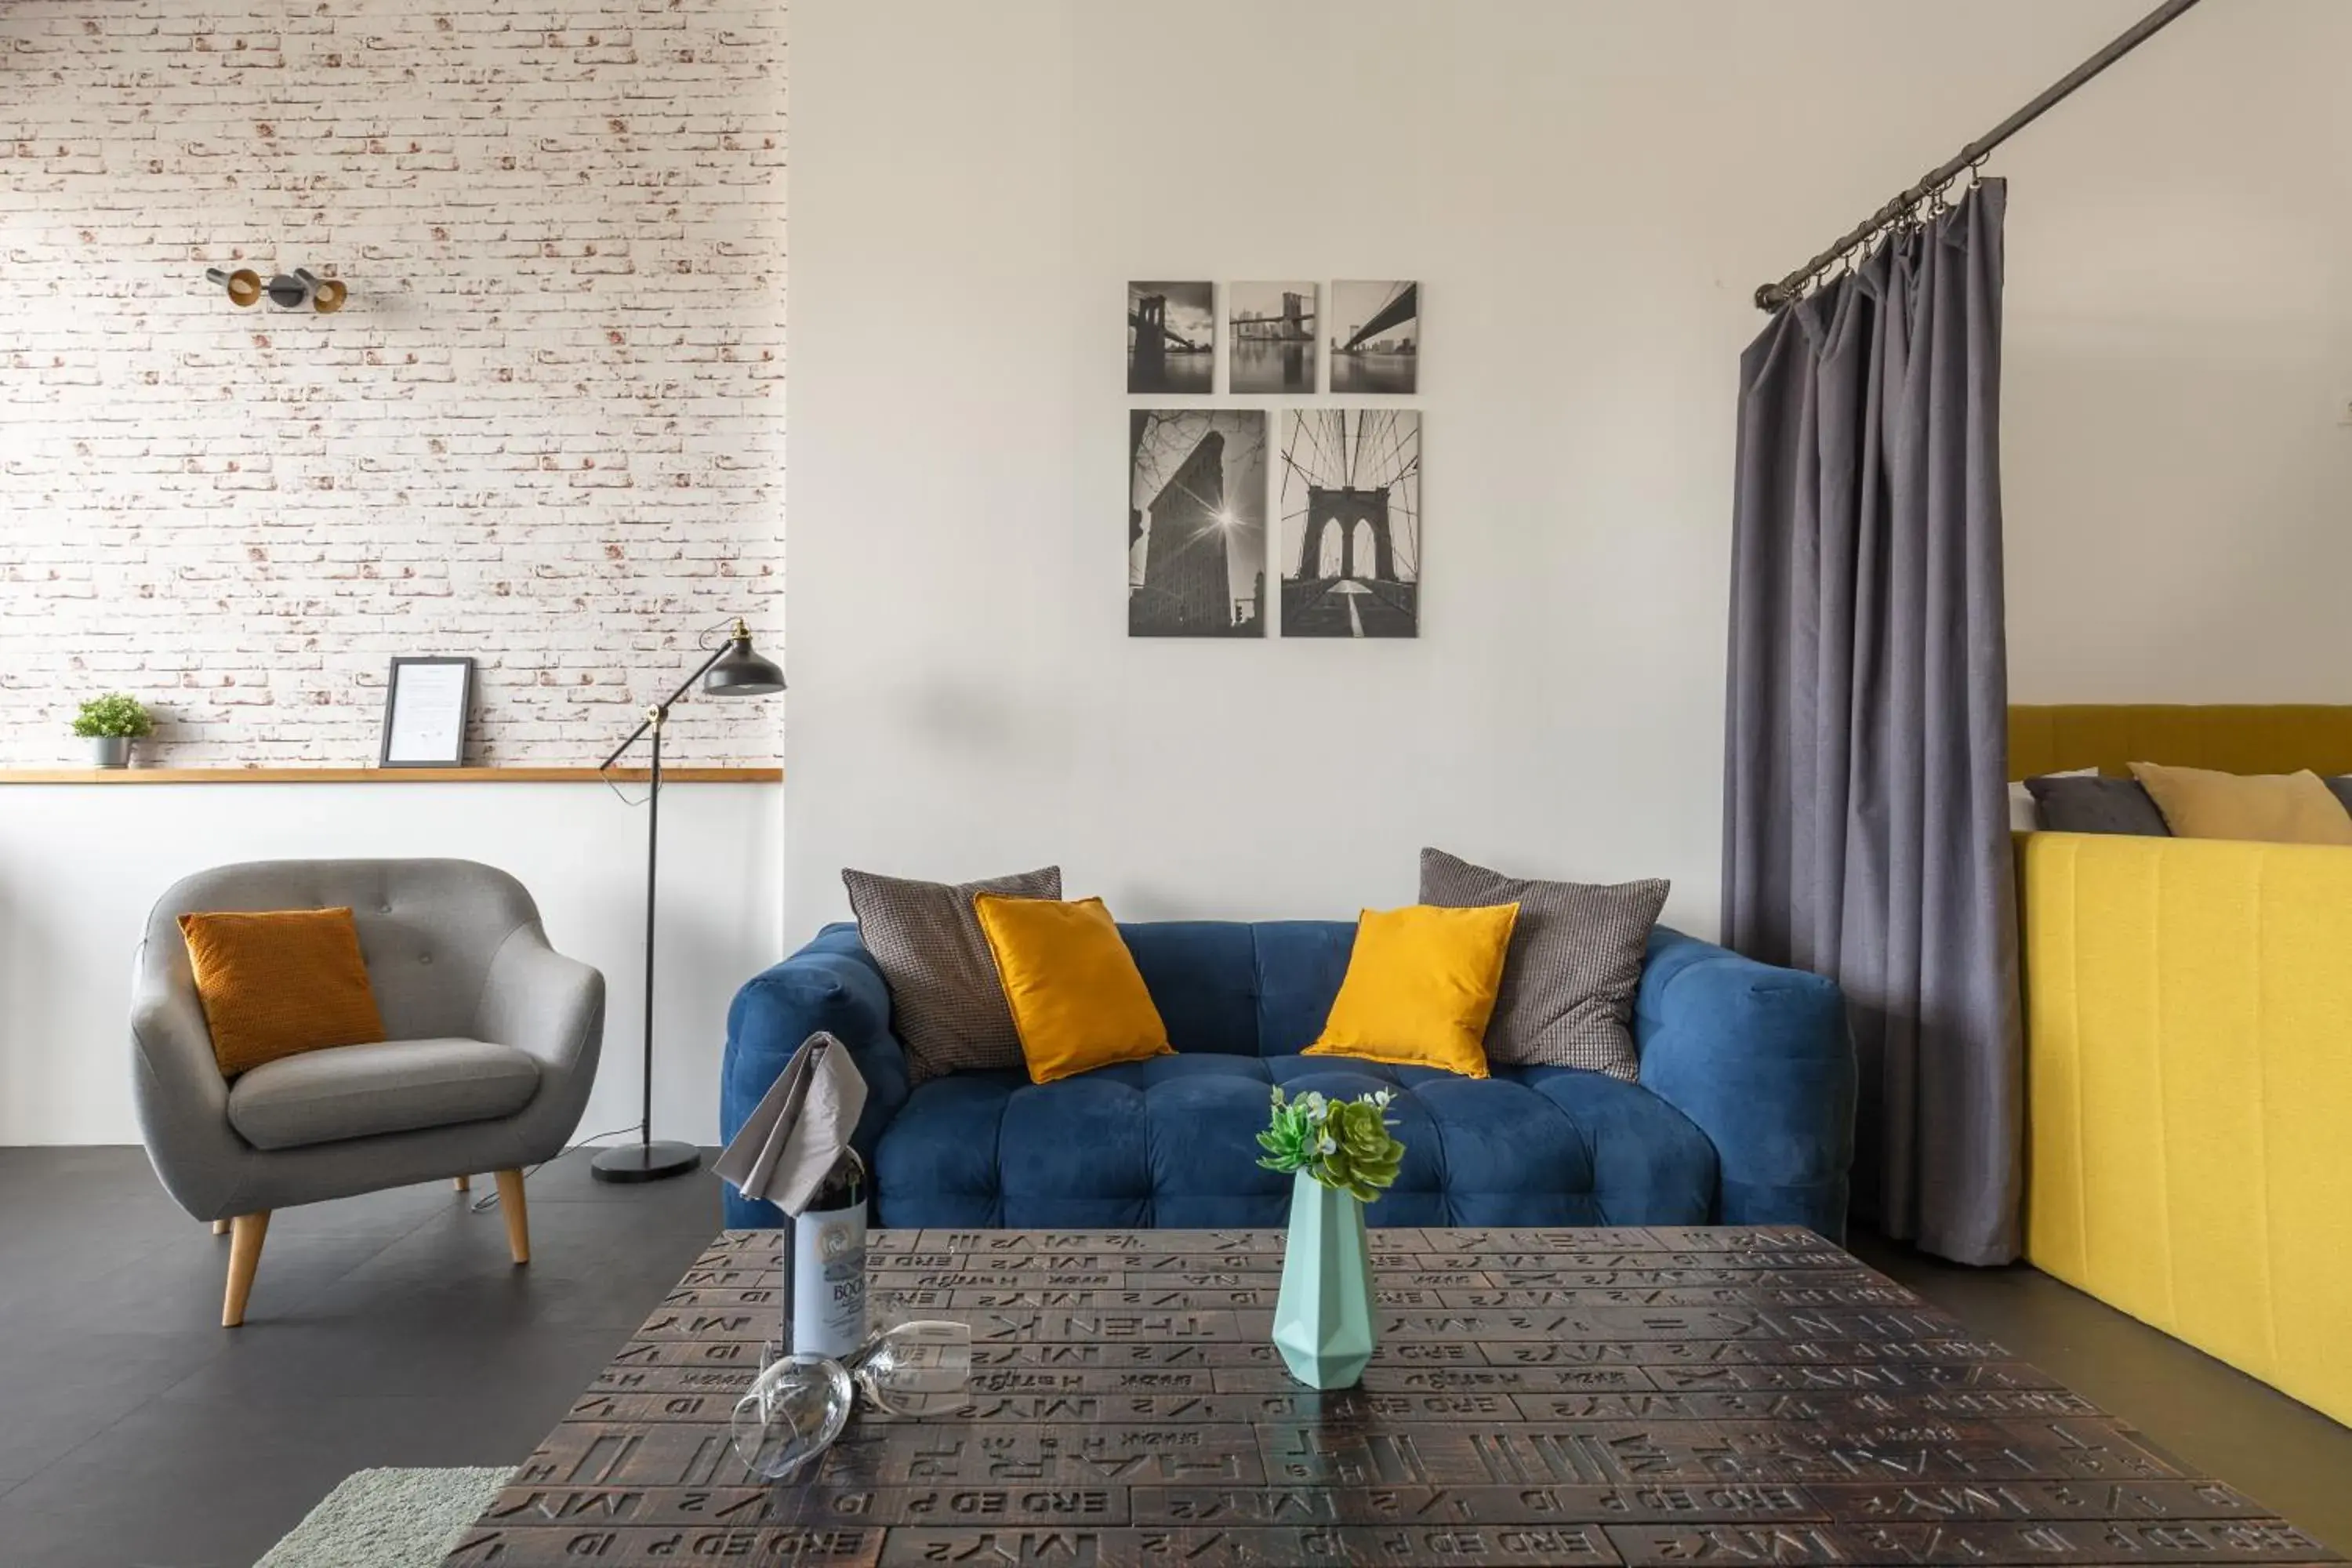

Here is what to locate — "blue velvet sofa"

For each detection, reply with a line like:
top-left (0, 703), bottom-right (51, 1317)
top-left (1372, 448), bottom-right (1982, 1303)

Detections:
top-left (722, 920), bottom-right (1856, 1240)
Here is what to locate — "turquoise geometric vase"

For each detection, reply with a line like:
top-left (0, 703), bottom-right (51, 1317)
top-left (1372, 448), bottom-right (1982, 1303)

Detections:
top-left (1271, 1170), bottom-right (1376, 1389)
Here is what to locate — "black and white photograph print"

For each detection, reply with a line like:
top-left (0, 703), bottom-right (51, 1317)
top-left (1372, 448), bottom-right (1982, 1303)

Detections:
top-left (1279, 408), bottom-right (1420, 638)
top-left (1130, 409), bottom-right (1267, 638)
top-left (1127, 281), bottom-right (1214, 394)
top-left (1329, 280), bottom-right (1419, 394)
top-left (1227, 281), bottom-right (1317, 395)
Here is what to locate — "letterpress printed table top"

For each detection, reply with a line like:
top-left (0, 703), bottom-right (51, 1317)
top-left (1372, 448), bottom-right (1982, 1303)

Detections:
top-left (446, 1225), bottom-right (2339, 1566)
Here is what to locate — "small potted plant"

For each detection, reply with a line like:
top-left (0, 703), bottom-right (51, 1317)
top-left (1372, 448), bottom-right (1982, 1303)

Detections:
top-left (71, 693), bottom-right (154, 768)
top-left (1256, 1086), bottom-right (1404, 1389)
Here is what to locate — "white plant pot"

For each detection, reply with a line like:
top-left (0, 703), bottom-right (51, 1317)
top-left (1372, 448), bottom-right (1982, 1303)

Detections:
top-left (89, 735), bottom-right (132, 768)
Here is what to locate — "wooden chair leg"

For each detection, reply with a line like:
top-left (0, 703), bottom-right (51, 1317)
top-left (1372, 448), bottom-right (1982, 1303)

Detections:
top-left (452, 1174), bottom-right (471, 1192)
top-left (495, 1170), bottom-right (530, 1265)
top-left (212, 1218), bottom-right (230, 1236)
top-left (223, 1211), bottom-right (270, 1327)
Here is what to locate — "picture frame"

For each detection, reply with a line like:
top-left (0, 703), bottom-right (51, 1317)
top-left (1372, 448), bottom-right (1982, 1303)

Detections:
top-left (378, 656), bottom-right (475, 768)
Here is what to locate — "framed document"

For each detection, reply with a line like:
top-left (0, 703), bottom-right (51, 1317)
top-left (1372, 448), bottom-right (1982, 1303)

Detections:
top-left (379, 657), bottom-right (475, 768)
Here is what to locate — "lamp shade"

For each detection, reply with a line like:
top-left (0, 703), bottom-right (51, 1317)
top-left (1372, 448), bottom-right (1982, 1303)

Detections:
top-left (703, 628), bottom-right (785, 697)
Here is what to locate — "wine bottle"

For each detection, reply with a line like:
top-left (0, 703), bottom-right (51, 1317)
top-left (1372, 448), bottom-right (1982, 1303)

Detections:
top-left (786, 1148), bottom-right (869, 1359)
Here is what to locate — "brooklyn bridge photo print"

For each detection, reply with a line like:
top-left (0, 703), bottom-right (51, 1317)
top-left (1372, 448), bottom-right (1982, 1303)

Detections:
top-left (1127, 281), bottom-right (1214, 395)
top-left (1330, 280), bottom-right (1419, 394)
top-left (1279, 408), bottom-right (1421, 638)
top-left (1130, 409), bottom-right (1268, 638)
top-left (1227, 281), bottom-right (1317, 395)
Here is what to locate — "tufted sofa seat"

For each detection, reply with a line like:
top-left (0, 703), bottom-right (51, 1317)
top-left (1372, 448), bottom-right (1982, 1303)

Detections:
top-left (724, 918), bottom-right (1856, 1238)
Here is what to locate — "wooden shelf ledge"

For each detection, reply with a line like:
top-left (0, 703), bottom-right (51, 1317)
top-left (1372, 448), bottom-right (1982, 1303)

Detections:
top-left (0, 766), bottom-right (782, 785)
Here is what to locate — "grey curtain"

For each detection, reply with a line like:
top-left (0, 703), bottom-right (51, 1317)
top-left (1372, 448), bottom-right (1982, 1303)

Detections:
top-left (1722, 180), bottom-right (2021, 1266)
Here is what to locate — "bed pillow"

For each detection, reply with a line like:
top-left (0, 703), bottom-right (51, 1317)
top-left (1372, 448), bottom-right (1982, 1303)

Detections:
top-left (2129, 763), bottom-right (2352, 846)
top-left (2011, 767), bottom-right (2096, 831)
top-left (2024, 775), bottom-right (2172, 837)
top-left (842, 864), bottom-right (1062, 1083)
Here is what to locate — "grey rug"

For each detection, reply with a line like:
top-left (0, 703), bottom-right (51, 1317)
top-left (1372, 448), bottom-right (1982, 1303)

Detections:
top-left (253, 1467), bottom-right (510, 1568)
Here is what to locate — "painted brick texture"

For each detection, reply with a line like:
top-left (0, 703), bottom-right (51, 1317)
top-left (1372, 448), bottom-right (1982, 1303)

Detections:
top-left (0, 0), bottom-right (784, 767)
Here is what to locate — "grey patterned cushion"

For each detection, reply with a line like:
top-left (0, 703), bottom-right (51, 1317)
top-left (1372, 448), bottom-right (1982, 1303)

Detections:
top-left (1417, 848), bottom-right (1667, 1081)
top-left (843, 865), bottom-right (1062, 1085)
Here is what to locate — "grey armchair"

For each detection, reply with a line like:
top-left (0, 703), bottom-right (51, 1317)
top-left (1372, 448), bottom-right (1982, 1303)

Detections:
top-left (132, 858), bottom-right (604, 1326)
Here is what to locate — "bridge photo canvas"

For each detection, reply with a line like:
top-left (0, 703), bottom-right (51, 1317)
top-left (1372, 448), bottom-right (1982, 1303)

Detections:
top-left (1330, 279), bottom-right (1420, 394)
top-left (1279, 408), bottom-right (1421, 638)
top-left (1127, 281), bottom-right (1214, 394)
top-left (1228, 281), bottom-right (1317, 394)
top-left (1129, 408), bottom-right (1267, 638)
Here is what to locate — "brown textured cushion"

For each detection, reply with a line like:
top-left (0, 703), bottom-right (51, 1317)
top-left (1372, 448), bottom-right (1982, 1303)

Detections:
top-left (1417, 848), bottom-right (1668, 1081)
top-left (2128, 762), bottom-right (2352, 846)
top-left (842, 865), bottom-right (1062, 1085)
top-left (178, 907), bottom-right (388, 1080)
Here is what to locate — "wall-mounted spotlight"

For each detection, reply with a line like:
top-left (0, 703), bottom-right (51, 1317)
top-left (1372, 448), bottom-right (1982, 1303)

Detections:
top-left (205, 267), bottom-right (263, 307)
top-left (203, 266), bottom-right (347, 313)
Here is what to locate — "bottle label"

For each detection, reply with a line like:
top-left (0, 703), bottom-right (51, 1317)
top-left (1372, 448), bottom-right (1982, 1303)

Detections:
top-left (791, 1198), bottom-right (869, 1359)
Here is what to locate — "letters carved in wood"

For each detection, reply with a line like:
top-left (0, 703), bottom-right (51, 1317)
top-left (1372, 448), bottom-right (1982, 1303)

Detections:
top-left (446, 1225), bottom-right (2339, 1566)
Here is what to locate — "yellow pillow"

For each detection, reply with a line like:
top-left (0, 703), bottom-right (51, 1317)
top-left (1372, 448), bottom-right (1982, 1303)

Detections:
top-left (1303, 903), bottom-right (1519, 1078)
top-left (178, 907), bottom-right (388, 1080)
top-left (2129, 761), bottom-right (2352, 846)
top-left (973, 894), bottom-right (1173, 1084)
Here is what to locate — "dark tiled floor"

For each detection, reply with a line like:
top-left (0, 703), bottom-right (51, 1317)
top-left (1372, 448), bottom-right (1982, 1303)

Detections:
top-left (1854, 1232), bottom-right (2352, 1552)
top-left (0, 1145), bottom-right (721, 1568)
top-left (0, 1150), bottom-right (2344, 1566)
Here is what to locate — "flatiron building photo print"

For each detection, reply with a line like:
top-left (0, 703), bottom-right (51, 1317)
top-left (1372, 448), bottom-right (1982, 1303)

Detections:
top-left (1130, 409), bottom-right (1268, 638)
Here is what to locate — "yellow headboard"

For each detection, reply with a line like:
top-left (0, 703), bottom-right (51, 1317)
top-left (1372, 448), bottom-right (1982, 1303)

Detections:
top-left (2009, 705), bottom-right (2352, 781)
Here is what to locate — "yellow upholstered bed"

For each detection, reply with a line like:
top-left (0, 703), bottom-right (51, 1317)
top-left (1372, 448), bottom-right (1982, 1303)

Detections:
top-left (2009, 705), bottom-right (2352, 1427)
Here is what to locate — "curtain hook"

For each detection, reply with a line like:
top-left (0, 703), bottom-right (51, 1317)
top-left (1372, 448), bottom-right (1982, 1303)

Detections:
top-left (1968, 154), bottom-right (1988, 190)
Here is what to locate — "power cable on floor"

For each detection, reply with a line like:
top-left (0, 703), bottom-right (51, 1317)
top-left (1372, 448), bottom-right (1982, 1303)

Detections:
top-left (463, 1124), bottom-right (652, 1214)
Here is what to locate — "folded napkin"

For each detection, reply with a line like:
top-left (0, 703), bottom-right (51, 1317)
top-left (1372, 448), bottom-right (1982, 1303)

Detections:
top-left (713, 1031), bottom-right (869, 1217)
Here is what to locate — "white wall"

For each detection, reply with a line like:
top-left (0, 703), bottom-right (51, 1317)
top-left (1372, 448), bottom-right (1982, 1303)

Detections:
top-left (787, 0), bottom-right (2350, 940)
top-left (0, 783), bottom-right (779, 1145)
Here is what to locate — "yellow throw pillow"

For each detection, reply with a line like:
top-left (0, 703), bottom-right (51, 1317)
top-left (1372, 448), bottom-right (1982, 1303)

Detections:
top-left (178, 907), bottom-right (389, 1080)
top-left (1304, 903), bottom-right (1520, 1079)
top-left (972, 894), bottom-right (1174, 1085)
top-left (2129, 761), bottom-right (2352, 847)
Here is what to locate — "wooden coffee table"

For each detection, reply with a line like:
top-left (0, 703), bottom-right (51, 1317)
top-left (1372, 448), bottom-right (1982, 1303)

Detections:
top-left (445, 1225), bottom-right (2338, 1566)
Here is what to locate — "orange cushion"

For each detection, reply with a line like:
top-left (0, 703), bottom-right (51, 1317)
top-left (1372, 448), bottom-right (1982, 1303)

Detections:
top-left (179, 907), bottom-right (388, 1079)
top-left (1302, 903), bottom-right (1520, 1078)
top-left (972, 894), bottom-right (1174, 1084)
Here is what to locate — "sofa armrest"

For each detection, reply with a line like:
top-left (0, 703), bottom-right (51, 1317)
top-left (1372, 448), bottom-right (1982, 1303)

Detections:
top-left (722, 922), bottom-right (913, 1227)
top-left (474, 922), bottom-right (606, 1077)
top-left (129, 941), bottom-right (254, 1220)
top-left (1635, 927), bottom-right (1856, 1241)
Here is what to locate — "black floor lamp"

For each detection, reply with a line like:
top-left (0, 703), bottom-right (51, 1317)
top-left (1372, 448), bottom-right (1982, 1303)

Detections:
top-left (591, 619), bottom-right (786, 1184)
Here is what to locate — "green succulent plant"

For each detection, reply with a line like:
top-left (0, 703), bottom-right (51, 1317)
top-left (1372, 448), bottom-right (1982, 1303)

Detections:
top-left (1255, 1086), bottom-right (1405, 1204)
top-left (71, 693), bottom-right (154, 739)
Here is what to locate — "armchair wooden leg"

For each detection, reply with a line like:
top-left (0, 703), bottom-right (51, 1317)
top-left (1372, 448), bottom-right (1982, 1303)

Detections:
top-left (212, 1218), bottom-right (230, 1236)
top-left (495, 1170), bottom-right (530, 1265)
top-left (223, 1212), bottom-right (270, 1327)
top-left (452, 1174), bottom-right (471, 1192)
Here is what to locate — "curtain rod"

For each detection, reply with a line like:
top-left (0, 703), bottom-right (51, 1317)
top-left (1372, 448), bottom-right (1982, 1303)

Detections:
top-left (1754, 0), bottom-right (2209, 313)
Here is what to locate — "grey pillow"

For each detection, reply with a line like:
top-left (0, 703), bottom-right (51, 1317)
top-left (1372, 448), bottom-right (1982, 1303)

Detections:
top-left (1417, 848), bottom-right (1668, 1081)
top-left (2328, 776), bottom-right (2352, 821)
top-left (2023, 775), bottom-right (2172, 837)
top-left (842, 865), bottom-right (1061, 1085)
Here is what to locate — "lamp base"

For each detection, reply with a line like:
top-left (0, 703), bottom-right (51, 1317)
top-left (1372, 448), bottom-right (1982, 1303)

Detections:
top-left (591, 1140), bottom-right (704, 1184)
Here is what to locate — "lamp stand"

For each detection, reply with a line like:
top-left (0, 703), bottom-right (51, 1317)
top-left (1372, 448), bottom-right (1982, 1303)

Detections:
top-left (593, 705), bottom-right (703, 1185)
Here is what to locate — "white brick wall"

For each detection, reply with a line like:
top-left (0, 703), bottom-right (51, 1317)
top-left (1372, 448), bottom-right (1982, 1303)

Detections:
top-left (0, 0), bottom-right (785, 767)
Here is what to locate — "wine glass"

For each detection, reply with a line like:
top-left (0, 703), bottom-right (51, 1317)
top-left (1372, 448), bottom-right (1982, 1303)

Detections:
top-left (731, 1352), bottom-right (853, 1480)
top-left (849, 1319), bottom-right (975, 1417)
